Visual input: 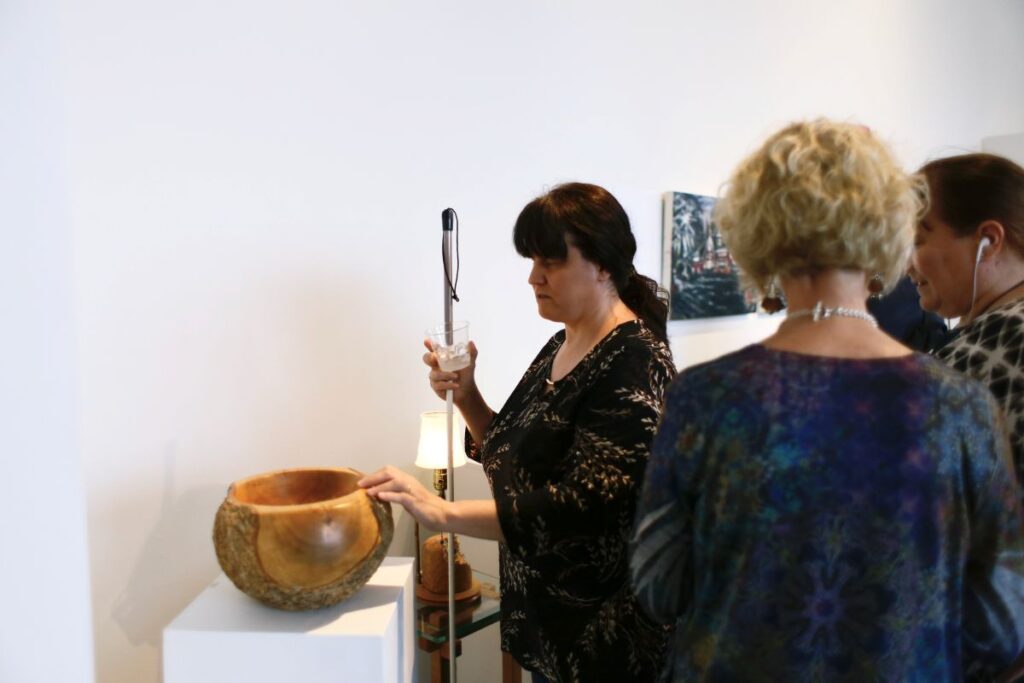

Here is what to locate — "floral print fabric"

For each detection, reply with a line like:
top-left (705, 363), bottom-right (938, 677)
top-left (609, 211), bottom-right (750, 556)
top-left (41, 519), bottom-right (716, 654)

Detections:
top-left (471, 320), bottom-right (675, 682)
top-left (631, 345), bottom-right (1024, 682)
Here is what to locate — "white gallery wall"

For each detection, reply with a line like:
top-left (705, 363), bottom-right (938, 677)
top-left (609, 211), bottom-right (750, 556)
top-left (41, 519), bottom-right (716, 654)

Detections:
top-left (0, 2), bottom-right (95, 682)
top-left (985, 133), bottom-right (1024, 166)
top-left (3, 1), bottom-right (1021, 681)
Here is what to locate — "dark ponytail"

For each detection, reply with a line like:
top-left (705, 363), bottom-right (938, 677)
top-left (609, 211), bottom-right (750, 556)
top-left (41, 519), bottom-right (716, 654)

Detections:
top-left (513, 182), bottom-right (670, 343)
top-left (618, 269), bottom-right (669, 343)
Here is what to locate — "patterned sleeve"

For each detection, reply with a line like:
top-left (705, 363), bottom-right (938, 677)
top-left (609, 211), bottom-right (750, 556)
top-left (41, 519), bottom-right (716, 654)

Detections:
top-left (465, 426), bottom-right (484, 463)
top-left (961, 387), bottom-right (1024, 683)
top-left (629, 370), bottom-right (701, 623)
top-left (495, 341), bottom-right (674, 566)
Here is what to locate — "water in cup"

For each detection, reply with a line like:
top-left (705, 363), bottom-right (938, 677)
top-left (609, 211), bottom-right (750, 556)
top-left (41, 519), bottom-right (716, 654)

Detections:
top-left (427, 321), bottom-right (471, 371)
top-left (436, 342), bottom-right (471, 371)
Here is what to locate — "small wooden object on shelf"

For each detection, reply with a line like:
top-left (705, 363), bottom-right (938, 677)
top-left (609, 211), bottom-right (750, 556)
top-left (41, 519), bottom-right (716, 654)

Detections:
top-left (415, 534), bottom-right (480, 603)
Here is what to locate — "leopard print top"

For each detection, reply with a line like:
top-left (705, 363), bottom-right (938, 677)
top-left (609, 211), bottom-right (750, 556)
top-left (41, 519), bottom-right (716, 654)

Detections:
top-left (938, 297), bottom-right (1024, 496)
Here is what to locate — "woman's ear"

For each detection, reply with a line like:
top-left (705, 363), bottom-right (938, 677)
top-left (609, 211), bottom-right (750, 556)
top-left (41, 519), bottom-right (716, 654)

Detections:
top-left (978, 220), bottom-right (1007, 260)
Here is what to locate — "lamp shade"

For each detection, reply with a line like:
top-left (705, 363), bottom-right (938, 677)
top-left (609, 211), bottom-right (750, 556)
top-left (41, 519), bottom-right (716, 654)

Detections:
top-left (415, 411), bottom-right (468, 469)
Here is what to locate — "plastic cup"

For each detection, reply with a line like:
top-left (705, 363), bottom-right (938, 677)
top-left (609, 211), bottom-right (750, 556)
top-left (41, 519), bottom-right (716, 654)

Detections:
top-left (426, 321), bottom-right (471, 371)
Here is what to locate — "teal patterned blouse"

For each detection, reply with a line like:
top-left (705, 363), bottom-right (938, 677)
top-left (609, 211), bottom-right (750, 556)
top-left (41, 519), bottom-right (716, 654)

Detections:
top-left (631, 345), bottom-right (1024, 682)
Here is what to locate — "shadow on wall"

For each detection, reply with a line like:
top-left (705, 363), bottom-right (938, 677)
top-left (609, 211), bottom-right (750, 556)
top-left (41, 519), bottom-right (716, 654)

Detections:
top-left (112, 442), bottom-right (223, 648)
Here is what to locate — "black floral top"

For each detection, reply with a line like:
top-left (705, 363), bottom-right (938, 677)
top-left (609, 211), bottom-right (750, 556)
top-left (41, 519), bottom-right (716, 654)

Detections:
top-left (469, 320), bottom-right (675, 682)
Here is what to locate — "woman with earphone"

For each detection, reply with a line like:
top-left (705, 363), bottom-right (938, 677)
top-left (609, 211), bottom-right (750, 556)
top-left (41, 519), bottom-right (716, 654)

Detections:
top-left (909, 152), bottom-right (1024, 498)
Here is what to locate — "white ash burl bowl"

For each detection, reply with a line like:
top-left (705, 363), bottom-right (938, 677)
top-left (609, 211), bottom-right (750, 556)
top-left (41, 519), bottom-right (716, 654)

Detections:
top-left (213, 467), bottom-right (393, 611)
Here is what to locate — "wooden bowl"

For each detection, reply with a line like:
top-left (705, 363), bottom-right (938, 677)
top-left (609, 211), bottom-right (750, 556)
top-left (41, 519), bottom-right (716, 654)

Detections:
top-left (213, 467), bottom-right (393, 611)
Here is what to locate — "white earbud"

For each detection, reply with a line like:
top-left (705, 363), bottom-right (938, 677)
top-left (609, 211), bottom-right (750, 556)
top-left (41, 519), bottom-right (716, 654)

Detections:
top-left (977, 237), bottom-right (992, 264)
top-left (969, 236), bottom-right (993, 315)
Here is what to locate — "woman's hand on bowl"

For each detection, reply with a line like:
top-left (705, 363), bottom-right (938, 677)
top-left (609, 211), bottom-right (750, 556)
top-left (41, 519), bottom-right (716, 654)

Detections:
top-left (359, 466), bottom-right (450, 531)
top-left (422, 338), bottom-right (478, 404)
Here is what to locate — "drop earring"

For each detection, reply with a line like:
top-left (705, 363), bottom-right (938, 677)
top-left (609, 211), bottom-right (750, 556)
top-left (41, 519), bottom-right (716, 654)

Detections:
top-left (761, 279), bottom-right (785, 314)
top-left (868, 273), bottom-right (884, 299)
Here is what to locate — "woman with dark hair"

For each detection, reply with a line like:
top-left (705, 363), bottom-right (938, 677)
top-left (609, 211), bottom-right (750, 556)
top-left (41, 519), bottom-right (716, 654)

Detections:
top-left (910, 152), bottom-right (1024, 494)
top-left (361, 182), bottom-right (675, 682)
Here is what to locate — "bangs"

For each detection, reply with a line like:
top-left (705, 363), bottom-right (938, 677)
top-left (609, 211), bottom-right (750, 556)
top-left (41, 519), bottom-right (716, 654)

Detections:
top-left (513, 199), bottom-right (569, 260)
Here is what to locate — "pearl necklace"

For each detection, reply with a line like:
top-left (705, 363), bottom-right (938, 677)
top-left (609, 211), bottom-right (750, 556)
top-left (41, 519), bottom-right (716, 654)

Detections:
top-left (786, 301), bottom-right (878, 328)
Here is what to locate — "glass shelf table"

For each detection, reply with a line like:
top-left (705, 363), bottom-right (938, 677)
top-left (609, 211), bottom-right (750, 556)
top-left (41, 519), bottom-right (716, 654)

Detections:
top-left (415, 570), bottom-right (521, 682)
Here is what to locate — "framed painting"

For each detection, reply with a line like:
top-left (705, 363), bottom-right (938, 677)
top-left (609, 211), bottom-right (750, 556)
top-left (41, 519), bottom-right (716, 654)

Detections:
top-left (662, 191), bottom-right (757, 320)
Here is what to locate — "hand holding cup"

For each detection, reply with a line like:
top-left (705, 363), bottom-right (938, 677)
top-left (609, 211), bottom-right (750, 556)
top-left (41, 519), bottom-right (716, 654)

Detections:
top-left (423, 321), bottom-right (478, 403)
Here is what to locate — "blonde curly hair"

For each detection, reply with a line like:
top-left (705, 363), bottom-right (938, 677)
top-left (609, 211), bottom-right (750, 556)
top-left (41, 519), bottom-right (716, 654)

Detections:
top-left (714, 119), bottom-right (925, 297)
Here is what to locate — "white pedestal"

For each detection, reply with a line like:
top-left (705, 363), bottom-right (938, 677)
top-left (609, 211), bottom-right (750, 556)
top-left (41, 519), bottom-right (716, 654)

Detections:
top-left (164, 557), bottom-right (415, 683)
